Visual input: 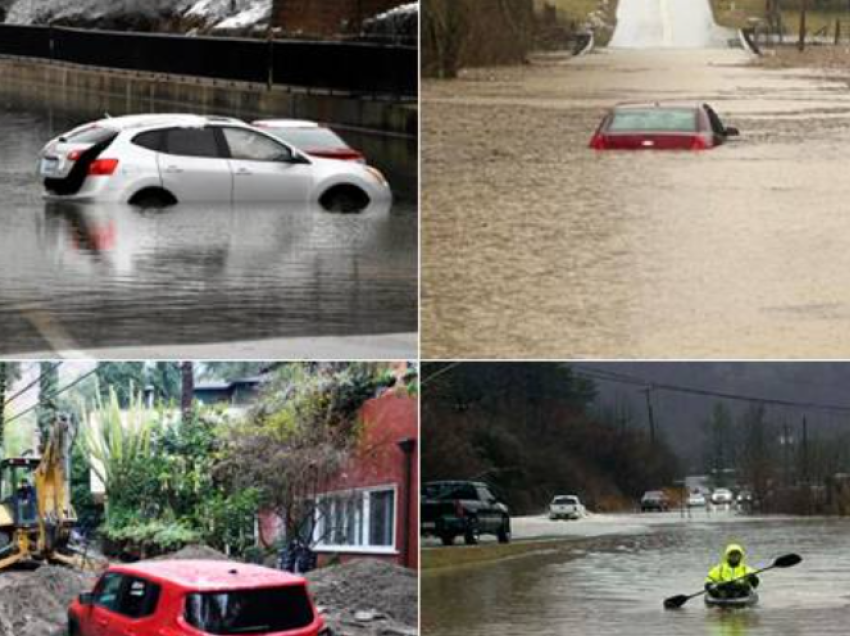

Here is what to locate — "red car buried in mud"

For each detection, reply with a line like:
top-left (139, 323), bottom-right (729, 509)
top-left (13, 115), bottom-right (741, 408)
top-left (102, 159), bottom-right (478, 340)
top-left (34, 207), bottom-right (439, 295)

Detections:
top-left (68, 560), bottom-right (329, 636)
top-left (589, 102), bottom-right (739, 150)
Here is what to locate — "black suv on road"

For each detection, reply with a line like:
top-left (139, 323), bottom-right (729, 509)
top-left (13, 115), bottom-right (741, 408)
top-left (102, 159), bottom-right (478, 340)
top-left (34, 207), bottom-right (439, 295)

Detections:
top-left (421, 481), bottom-right (511, 546)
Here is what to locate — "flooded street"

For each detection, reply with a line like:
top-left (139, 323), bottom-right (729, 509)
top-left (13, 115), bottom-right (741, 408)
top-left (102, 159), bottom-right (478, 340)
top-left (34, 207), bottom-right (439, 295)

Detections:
top-left (0, 92), bottom-right (417, 356)
top-left (422, 44), bottom-right (850, 358)
top-left (423, 515), bottom-right (850, 636)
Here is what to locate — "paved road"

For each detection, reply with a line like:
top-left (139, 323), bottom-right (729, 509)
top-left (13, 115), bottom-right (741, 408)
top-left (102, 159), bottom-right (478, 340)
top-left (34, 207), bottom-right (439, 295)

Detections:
top-left (610, 0), bottom-right (733, 49)
top-left (423, 509), bottom-right (753, 547)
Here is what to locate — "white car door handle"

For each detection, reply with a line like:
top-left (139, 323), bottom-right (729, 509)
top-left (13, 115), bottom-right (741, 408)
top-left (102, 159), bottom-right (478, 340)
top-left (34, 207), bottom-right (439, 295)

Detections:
top-left (235, 168), bottom-right (253, 176)
top-left (164, 165), bottom-right (183, 174)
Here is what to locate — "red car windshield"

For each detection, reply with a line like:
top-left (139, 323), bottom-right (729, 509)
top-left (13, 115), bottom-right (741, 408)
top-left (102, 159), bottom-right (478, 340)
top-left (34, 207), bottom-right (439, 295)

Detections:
top-left (184, 586), bottom-right (314, 635)
top-left (608, 109), bottom-right (698, 133)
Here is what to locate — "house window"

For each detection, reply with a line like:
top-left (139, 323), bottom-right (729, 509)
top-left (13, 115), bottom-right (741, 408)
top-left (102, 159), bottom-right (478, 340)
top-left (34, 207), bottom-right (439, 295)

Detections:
top-left (314, 486), bottom-right (396, 552)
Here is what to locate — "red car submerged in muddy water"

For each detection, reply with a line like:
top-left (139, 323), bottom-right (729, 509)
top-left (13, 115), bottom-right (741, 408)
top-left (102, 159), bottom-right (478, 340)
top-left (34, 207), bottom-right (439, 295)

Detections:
top-left (589, 102), bottom-right (739, 150)
top-left (68, 560), bottom-right (329, 636)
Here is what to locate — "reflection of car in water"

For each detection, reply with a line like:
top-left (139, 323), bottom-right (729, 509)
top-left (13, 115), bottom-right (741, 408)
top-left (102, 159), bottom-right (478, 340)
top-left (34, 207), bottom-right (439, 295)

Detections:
top-left (38, 114), bottom-right (391, 212)
top-left (68, 560), bottom-right (329, 636)
top-left (421, 481), bottom-right (512, 546)
top-left (590, 102), bottom-right (739, 151)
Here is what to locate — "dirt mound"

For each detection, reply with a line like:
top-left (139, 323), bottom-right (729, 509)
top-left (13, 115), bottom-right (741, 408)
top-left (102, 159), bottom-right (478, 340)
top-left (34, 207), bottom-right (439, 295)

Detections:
top-left (307, 559), bottom-right (417, 630)
top-left (157, 544), bottom-right (231, 561)
top-left (0, 566), bottom-right (96, 636)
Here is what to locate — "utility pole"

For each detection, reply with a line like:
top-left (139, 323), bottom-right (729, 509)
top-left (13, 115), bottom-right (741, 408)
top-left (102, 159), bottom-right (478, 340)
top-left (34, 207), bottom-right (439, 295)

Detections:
top-left (798, 0), bottom-right (808, 51)
top-left (801, 417), bottom-right (809, 485)
top-left (642, 387), bottom-right (657, 445)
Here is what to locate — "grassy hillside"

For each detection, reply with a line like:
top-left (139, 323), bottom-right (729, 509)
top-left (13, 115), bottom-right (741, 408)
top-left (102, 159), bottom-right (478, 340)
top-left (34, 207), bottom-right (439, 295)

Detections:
top-left (712, 0), bottom-right (849, 35)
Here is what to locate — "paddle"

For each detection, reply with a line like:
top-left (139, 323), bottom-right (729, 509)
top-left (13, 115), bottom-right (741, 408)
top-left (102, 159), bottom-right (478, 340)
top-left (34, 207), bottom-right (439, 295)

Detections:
top-left (663, 553), bottom-right (802, 610)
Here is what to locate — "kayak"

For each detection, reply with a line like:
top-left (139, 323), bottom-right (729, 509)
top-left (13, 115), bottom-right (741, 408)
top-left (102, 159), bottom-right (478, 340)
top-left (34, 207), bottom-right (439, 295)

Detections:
top-left (705, 591), bottom-right (759, 609)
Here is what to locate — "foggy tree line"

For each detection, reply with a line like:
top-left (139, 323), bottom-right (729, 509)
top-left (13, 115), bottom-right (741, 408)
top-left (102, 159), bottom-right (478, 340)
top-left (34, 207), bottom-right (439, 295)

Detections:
top-left (701, 401), bottom-right (850, 515)
top-left (422, 363), bottom-right (680, 514)
top-left (423, 0), bottom-right (536, 78)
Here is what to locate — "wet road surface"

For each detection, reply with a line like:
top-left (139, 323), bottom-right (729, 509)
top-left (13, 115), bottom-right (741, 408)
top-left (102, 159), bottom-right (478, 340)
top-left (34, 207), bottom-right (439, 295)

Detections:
top-left (610, 0), bottom-right (732, 49)
top-left (422, 45), bottom-right (850, 358)
top-left (0, 93), bottom-right (417, 357)
top-left (423, 515), bottom-right (850, 636)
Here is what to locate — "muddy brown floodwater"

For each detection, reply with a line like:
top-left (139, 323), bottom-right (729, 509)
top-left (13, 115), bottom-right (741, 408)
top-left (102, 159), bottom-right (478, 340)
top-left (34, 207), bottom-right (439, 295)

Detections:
top-left (422, 48), bottom-right (850, 358)
top-left (423, 517), bottom-right (850, 636)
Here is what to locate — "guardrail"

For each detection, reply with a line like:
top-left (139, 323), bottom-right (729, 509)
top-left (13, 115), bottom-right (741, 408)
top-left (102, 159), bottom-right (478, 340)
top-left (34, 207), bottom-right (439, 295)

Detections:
top-left (750, 18), bottom-right (850, 49)
top-left (0, 24), bottom-right (417, 98)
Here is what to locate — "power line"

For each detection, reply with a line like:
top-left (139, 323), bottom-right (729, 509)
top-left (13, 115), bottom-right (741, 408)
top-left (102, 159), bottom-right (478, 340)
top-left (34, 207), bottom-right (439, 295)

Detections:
top-left (4, 365), bottom-right (101, 428)
top-left (572, 365), bottom-right (850, 414)
top-left (3, 361), bottom-right (64, 408)
top-left (421, 361), bottom-right (464, 386)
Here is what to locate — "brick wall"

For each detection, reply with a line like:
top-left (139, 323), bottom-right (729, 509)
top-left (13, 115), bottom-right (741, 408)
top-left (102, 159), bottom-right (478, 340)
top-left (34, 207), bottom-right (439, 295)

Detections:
top-left (272, 0), bottom-right (403, 36)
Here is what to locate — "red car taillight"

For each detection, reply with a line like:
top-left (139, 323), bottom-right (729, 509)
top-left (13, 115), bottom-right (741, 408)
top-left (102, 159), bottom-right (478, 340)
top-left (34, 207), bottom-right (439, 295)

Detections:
top-left (589, 134), bottom-right (606, 150)
top-left (690, 135), bottom-right (709, 151)
top-left (454, 500), bottom-right (465, 518)
top-left (88, 158), bottom-right (119, 176)
top-left (67, 149), bottom-right (83, 161)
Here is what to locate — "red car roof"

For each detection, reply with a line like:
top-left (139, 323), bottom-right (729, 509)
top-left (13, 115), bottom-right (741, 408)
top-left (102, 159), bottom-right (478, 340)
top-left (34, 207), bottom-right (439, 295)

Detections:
top-left (108, 560), bottom-right (307, 592)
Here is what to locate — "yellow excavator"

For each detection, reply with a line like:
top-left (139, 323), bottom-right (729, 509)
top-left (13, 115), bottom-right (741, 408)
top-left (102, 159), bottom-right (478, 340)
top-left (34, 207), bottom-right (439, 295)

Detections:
top-left (0, 413), bottom-right (86, 571)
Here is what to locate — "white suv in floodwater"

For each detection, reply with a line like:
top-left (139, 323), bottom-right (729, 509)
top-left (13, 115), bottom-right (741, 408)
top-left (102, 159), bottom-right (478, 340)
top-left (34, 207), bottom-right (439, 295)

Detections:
top-left (549, 495), bottom-right (586, 520)
top-left (38, 114), bottom-right (391, 211)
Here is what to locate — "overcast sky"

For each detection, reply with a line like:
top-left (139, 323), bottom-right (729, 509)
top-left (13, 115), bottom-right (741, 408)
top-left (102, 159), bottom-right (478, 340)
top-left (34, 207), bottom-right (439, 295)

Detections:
top-left (575, 362), bottom-right (850, 469)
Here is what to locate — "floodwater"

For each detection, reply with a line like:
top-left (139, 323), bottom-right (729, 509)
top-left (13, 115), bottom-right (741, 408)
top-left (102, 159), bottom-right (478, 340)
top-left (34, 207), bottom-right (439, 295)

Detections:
top-left (422, 30), bottom-right (850, 358)
top-left (423, 517), bottom-right (850, 636)
top-left (0, 90), bottom-right (417, 356)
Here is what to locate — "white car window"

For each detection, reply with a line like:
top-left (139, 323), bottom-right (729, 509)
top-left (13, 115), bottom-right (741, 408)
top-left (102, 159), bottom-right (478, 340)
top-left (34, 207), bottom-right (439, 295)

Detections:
top-left (223, 128), bottom-right (293, 162)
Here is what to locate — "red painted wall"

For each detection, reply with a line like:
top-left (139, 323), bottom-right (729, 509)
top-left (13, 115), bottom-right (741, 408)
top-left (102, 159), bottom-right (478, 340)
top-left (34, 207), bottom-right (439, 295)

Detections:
top-left (259, 387), bottom-right (419, 569)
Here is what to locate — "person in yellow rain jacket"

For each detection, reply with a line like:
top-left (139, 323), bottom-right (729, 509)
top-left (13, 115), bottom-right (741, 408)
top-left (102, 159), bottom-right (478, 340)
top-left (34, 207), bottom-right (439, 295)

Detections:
top-left (705, 543), bottom-right (760, 599)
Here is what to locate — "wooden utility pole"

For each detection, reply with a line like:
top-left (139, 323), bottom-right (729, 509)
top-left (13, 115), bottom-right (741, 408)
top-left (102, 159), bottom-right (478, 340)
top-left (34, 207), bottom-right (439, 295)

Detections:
top-left (798, 0), bottom-right (808, 51)
top-left (642, 387), bottom-right (657, 445)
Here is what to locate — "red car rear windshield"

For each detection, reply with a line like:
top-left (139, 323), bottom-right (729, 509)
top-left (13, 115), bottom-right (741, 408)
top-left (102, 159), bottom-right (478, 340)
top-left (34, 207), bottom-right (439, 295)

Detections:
top-left (184, 585), bottom-right (314, 635)
top-left (265, 128), bottom-right (347, 150)
top-left (608, 109), bottom-right (698, 133)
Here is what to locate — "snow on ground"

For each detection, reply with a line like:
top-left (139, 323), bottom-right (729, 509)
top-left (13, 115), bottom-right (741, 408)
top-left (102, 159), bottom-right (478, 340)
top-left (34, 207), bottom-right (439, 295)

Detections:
top-left (373, 2), bottom-right (418, 21)
top-left (4, 0), bottom-right (272, 30)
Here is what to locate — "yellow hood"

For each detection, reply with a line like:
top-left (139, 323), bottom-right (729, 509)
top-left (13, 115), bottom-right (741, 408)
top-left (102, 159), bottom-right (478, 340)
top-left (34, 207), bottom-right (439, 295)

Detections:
top-left (724, 543), bottom-right (746, 563)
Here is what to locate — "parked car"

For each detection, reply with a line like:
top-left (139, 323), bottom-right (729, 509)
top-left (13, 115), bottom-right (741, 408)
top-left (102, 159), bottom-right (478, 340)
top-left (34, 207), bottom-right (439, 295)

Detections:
top-left (589, 102), bottom-right (739, 151)
top-left (686, 491), bottom-right (707, 508)
top-left (252, 119), bottom-right (366, 163)
top-left (39, 114), bottom-right (390, 211)
top-left (549, 495), bottom-right (586, 520)
top-left (640, 490), bottom-right (670, 512)
top-left (68, 559), bottom-right (328, 636)
top-left (421, 480), bottom-right (511, 546)
top-left (711, 488), bottom-right (735, 506)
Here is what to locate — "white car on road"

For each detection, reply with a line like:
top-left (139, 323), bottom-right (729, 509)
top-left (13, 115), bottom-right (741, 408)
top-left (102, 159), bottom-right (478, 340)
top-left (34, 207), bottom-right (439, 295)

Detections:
top-left (38, 114), bottom-right (391, 211)
top-left (710, 488), bottom-right (734, 506)
top-left (686, 491), bottom-right (707, 507)
top-left (549, 495), bottom-right (586, 520)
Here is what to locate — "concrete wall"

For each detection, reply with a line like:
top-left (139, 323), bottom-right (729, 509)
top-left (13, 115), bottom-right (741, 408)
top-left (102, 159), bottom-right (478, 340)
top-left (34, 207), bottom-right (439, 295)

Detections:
top-left (272, 0), bottom-right (401, 36)
top-left (0, 57), bottom-right (416, 137)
